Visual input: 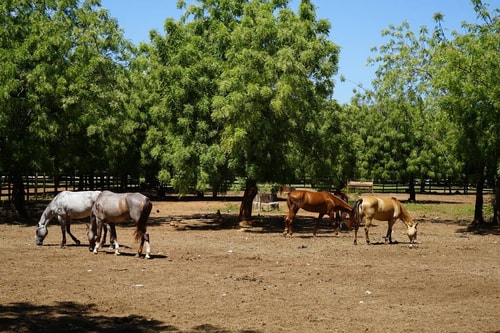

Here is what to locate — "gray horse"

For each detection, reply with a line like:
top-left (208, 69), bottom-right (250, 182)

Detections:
top-left (88, 190), bottom-right (153, 259)
top-left (36, 191), bottom-right (114, 247)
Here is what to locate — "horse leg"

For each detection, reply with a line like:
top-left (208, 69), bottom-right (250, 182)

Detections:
top-left (137, 231), bottom-right (151, 259)
top-left (102, 223), bottom-right (108, 246)
top-left (108, 224), bottom-right (120, 255)
top-left (283, 214), bottom-right (292, 236)
top-left (353, 222), bottom-right (359, 245)
top-left (58, 216), bottom-right (67, 247)
top-left (364, 217), bottom-right (373, 244)
top-left (330, 214), bottom-right (341, 237)
top-left (92, 220), bottom-right (104, 255)
top-left (385, 218), bottom-right (396, 244)
top-left (283, 210), bottom-right (297, 236)
top-left (65, 217), bottom-right (80, 245)
top-left (313, 213), bottom-right (323, 236)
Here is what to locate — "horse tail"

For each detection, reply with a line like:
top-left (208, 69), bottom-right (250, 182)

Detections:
top-left (134, 198), bottom-right (152, 243)
top-left (348, 198), bottom-right (362, 229)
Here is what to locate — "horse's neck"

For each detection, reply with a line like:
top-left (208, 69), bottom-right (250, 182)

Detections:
top-left (399, 207), bottom-right (414, 227)
top-left (336, 198), bottom-right (352, 212)
top-left (38, 206), bottom-right (54, 227)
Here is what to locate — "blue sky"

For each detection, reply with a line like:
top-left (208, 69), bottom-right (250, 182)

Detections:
top-left (100, 0), bottom-right (497, 104)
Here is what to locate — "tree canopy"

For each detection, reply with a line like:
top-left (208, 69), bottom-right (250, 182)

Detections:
top-left (0, 0), bottom-right (498, 224)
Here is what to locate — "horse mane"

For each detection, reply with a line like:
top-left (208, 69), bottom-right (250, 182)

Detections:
top-left (392, 198), bottom-right (415, 227)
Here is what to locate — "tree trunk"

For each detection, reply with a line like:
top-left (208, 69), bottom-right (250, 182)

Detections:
top-left (238, 178), bottom-right (258, 222)
top-left (494, 178), bottom-right (500, 226)
top-left (408, 178), bottom-right (416, 202)
top-left (12, 175), bottom-right (28, 218)
top-left (470, 172), bottom-right (485, 227)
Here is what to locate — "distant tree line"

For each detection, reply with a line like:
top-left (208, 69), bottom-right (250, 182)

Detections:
top-left (1, 0), bottom-right (498, 225)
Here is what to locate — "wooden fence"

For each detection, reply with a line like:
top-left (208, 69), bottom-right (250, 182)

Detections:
top-left (287, 179), bottom-right (493, 195)
top-left (1, 174), bottom-right (141, 202)
top-left (1, 175), bottom-right (494, 203)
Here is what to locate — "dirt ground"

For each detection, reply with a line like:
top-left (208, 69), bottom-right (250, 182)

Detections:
top-left (0, 193), bottom-right (499, 333)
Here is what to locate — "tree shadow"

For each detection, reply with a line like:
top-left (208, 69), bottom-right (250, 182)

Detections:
top-left (0, 301), bottom-right (174, 333)
top-left (0, 301), bottom-right (263, 333)
top-left (456, 223), bottom-right (500, 236)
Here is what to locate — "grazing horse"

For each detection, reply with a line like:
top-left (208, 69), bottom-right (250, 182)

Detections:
top-left (333, 190), bottom-right (349, 227)
top-left (284, 190), bottom-right (352, 236)
top-left (35, 190), bottom-right (114, 246)
top-left (88, 191), bottom-right (153, 259)
top-left (349, 196), bottom-right (418, 245)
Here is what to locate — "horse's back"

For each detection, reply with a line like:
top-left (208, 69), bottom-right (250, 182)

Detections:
top-left (359, 196), bottom-right (399, 220)
top-left (288, 190), bottom-right (331, 213)
top-left (95, 191), bottom-right (150, 222)
top-left (53, 190), bottom-right (101, 218)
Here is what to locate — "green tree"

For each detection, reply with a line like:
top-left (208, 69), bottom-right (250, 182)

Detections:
top-left (142, 0), bottom-right (340, 220)
top-left (431, 0), bottom-right (499, 225)
top-left (355, 21), bottom-right (459, 201)
top-left (0, 0), bottom-right (132, 215)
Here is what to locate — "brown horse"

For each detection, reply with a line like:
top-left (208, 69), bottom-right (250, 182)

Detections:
top-left (284, 190), bottom-right (352, 236)
top-left (88, 191), bottom-right (153, 259)
top-left (349, 196), bottom-right (418, 245)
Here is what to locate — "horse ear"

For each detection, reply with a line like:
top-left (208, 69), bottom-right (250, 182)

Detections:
top-left (414, 221), bottom-right (418, 228)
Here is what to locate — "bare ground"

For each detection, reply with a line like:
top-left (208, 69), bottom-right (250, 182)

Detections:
top-left (0, 193), bottom-right (499, 332)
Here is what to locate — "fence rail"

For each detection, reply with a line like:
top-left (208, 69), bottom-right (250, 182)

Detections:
top-left (1, 174), bottom-right (140, 202)
top-left (286, 179), bottom-right (493, 195)
top-left (1, 175), bottom-right (494, 203)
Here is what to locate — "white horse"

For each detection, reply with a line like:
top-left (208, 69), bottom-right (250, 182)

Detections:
top-left (349, 196), bottom-right (418, 245)
top-left (35, 190), bottom-right (114, 246)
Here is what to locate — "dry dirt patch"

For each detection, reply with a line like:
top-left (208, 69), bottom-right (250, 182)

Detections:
top-left (0, 194), bottom-right (499, 333)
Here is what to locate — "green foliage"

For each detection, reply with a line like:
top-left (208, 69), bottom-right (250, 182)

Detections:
top-left (0, 0), bottom-right (134, 178)
top-left (140, 0), bottom-right (340, 194)
top-left (351, 0), bottom-right (498, 220)
top-left (431, 5), bottom-right (499, 182)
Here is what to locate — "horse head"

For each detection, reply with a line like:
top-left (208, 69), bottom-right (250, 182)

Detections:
top-left (87, 223), bottom-right (96, 252)
top-left (407, 222), bottom-right (418, 243)
top-left (35, 224), bottom-right (48, 245)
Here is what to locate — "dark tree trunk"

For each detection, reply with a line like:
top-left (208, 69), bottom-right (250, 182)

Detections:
top-left (494, 178), bottom-right (500, 226)
top-left (408, 178), bottom-right (416, 202)
top-left (470, 172), bottom-right (485, 227)
top-left (12, 175), bottom-right (28, 218)
top-left (238, 178), bottom-right (258, 222)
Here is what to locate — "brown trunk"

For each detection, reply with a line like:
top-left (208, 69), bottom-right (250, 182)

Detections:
top-left (238, 178), bottom-right (258, 222)
top-left (12, 175), bottom-right (28, 218)
top-left (494, 178), bottom-right (500, 226)
top-left (470, 172), bottom-right (485, 227)
top-left (408, 178), bottom-right (416, 202)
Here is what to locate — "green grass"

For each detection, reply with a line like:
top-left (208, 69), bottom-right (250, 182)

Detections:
top-left (406, 202), bottom-right (495, 222)
top-left (407, 202), bottom-right (474, 219)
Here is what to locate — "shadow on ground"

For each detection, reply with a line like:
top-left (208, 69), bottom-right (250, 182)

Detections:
top-left (0, 301), bottom-right (262, 333)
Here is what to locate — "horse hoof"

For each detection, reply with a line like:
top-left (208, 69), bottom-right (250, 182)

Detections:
top-left (75, 240), bottom-right (81, 245)
top-left (93, 250), bottom-right (98, 255)
top-left (145, 254), bottom-right (151, 259)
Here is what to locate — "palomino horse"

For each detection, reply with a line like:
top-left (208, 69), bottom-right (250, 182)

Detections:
top-left (284, 190), bottom-right (352, 236)
top-left (349, 196), bottom-right (418, 245)
top-left (36, 190), bottom-right (114, 246)
top-left (88, 190), bottom-right (153, 259)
